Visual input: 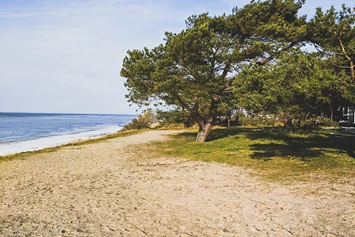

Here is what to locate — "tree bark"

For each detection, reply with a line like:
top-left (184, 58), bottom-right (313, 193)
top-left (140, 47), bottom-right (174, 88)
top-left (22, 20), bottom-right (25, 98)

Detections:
top-left (330, 106), bottom-right (334, 122)
top-left (196, 122), bottom-right (213, 142)
top-left (194, 97), bottom-right (218, 142)
top-left (338, 38), bottom-right (355, 80)
top-left (350, 60), bottom-right (355, 80)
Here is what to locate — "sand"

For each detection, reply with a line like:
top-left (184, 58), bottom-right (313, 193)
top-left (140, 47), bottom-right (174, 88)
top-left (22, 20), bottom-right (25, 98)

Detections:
top-left (0, 130), bottom-right (354, 236)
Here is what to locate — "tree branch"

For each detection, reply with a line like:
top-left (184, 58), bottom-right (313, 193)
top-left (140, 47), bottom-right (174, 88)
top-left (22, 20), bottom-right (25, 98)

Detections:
top-left (338, 37), bottom-right (355, 79)
top-left (174, 93), bottom-right (205, 124)
top-left (256, 42), bottom-right (296, 66)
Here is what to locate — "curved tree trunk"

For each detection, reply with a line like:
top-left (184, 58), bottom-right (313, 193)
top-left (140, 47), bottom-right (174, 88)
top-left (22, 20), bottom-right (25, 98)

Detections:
top-left (196, 122), bottom-right (213, 142)
top-left (194, 97), bottom-right (218, 142)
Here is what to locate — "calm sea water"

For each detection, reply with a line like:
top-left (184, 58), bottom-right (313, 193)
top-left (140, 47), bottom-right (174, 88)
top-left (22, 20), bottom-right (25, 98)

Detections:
top-left (0, 112), bottom-right (136, 156)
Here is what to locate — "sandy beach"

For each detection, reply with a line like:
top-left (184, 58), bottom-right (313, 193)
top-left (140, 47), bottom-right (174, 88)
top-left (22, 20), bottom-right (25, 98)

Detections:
top-left (0, 130), bottom-right (354, 236)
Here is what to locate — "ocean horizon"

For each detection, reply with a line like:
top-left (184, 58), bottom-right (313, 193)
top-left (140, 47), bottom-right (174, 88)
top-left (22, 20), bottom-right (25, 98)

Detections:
top-left (0, 112), bottom-right (137, 156)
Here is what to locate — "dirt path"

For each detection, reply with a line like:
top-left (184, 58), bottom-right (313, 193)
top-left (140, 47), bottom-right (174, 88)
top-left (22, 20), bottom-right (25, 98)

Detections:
top-left (0, 130), bottom-right (354, 236)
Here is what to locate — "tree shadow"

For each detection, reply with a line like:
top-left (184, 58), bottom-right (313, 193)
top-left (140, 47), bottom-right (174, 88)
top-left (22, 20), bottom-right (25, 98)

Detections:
top-left (171, 127), bottom-right (251, 142)
top-left (206, 127), bottom-right (253, 141)
top-left (249, 143), bottom-right (323, 161)
top-left (173, 132), bottom-right (198, 142)
top-left (170, 127), bottom-right (355, 159)
top-left (345, 148), bottom-right (355, 158)
top-left (246, 128), bottom-right (355, 160)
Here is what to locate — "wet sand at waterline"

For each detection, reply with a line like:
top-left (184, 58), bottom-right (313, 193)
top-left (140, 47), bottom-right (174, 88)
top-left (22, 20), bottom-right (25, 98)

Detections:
top-left (0, 130), bottom-right (354, 236)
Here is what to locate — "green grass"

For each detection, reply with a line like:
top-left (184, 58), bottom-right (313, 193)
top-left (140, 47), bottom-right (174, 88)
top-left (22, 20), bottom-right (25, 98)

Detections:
top-left (0, 129), bottom-right (143, 162)
top-left (153, 127), bottom-right (355, 182)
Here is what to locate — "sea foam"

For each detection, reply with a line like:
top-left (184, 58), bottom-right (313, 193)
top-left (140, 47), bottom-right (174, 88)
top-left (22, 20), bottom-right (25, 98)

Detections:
top-left (0, 125), bottom-right (122, 156)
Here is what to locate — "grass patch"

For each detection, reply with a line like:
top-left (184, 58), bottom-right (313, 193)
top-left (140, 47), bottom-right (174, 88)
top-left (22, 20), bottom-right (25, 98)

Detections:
top-left (153, 127), bottom-right (355, 182)
top-left (0, 129), bottom-right (143, 163)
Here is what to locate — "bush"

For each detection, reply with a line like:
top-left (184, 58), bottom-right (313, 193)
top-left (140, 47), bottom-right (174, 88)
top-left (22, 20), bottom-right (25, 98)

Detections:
top-left (238, 114), bottom-right (277, 127)
top-left (290, 117), bottom-right (338, 132)
top-left (156, 109), bottom-right (193, 128)
top-left (123, 110), bottom-right (155, 130)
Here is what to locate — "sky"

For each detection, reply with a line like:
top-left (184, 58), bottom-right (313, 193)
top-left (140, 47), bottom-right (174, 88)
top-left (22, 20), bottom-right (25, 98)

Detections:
top-left (0, 0), bottom-right (353, 114)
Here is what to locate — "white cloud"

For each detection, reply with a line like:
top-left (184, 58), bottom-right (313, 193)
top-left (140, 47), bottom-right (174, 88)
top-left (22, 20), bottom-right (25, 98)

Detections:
top-left (0, 0), bottom-right (352, 113)
top-left (0, 0), bottom-right (187, 114)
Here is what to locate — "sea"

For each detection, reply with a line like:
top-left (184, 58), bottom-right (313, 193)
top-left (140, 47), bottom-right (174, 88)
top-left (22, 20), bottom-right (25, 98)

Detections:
top-left (0, 112), bottom-right (136, 156)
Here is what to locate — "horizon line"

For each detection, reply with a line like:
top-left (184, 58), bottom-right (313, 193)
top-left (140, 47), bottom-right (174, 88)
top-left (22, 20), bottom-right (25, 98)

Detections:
top-left (0, 111), bottom-right (138, 116)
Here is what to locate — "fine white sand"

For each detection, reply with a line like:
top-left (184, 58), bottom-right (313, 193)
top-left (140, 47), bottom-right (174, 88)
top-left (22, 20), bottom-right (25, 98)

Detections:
top-left (0, 130), bottom-right (354, 236)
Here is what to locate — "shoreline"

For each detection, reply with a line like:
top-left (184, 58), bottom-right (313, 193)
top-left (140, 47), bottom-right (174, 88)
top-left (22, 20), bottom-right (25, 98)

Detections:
top-left (0, 129), bottom-right (353, 236)
top-left (0, 112), bottom-right (138, 157)
top-left (0, 128), bottom-right (142, 160)
top-left (0, 126), bottom-right (125, 157)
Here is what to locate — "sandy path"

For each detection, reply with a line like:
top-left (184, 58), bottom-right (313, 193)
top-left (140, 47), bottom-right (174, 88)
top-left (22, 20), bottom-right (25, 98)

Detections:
top-left (0, 130), bottom-right (354, 237)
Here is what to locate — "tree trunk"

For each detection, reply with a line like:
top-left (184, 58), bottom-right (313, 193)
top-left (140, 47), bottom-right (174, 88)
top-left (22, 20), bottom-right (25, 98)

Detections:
top-left (194, 97), bottom-right (218, 142)
top-left (196, 122), bottom-right (213, 142)
top-left (330, 106), bottom-right (334, 122)
top-left (350, 60), bottom-right (355, 80)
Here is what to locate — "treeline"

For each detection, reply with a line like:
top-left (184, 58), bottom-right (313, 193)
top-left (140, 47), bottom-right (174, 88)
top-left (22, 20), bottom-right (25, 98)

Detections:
top-left (120, 0), bottom-right (355, 142)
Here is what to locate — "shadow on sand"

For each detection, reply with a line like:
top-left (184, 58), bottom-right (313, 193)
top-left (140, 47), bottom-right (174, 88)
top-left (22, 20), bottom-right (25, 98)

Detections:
top-left (174, 127), bottom-right (355, 160)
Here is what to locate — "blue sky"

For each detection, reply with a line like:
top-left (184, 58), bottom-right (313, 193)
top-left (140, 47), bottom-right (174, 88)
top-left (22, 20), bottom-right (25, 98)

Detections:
top-left (0, 0), bottom-right (353, 114)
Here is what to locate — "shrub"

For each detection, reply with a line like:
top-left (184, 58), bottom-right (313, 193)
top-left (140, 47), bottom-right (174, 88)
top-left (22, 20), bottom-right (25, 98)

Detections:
top-left (156, 109), bottom-right (193, 128)
top-left (123, 110), bottom-right (155, 130)
top-left (238, 114), bottom-right (277, 127)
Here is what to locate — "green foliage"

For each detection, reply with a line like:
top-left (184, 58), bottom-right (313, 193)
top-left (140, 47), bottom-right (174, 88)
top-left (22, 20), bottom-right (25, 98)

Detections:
top-left (228, 0), bottom-right (307, 43)
top-left (121, 13), bottom-right (241, 141)
top-left (123, 110), bottom-right (155, 130)
top-left (120, 0), bottom-right (309, 141)
top-left (234, 50), bottom-right (346, 120)
top-left (121, 1), bottom-right (355, 140)
top-left (309, 4), bottom-right (355, 101)
top-left (238, 114), bottom-right (278, 127)
top-left (156, 109), bottom-right (193, 127)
